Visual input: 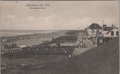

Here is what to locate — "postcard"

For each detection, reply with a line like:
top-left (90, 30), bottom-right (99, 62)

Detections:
top-left (0, 0), bottom-right (119, 74)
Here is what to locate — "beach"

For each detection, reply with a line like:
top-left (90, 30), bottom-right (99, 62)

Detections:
top-left (1, 30), bottom-right (118, 74)
top-left (0, 30), bottom-right (67, 46)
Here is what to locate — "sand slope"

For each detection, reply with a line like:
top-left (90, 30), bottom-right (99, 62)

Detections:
top-left (66, 38), bottom-right (119, 74)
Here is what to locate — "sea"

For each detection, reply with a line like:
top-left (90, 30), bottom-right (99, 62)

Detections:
top-left (0, 30), bottom-right (56, 37)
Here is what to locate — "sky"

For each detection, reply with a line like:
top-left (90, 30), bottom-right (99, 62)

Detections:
top-left (0, 1), bottom-right (119, 30)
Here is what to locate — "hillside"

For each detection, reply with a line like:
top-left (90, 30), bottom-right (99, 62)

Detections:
top-left (64, 38), bottom-right (119, 74)
top-left (1, 38), bottom-right (119, 74)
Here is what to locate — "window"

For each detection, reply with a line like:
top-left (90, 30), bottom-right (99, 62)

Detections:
top-left (92, 29), bottom-right (94, 33)
top-left (111, 31), bottom-right (114, 36)
top-left (97, 30), bottom-right (99, 33)
top-left (116, 31), bottom-right (119, 36)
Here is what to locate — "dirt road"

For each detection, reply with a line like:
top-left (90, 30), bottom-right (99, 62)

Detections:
top-left (73, 39), bottom-right (94, 56)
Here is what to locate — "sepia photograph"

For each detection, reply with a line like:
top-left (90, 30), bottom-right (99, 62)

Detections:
top-left (0, 1), bottom-right (119, 74)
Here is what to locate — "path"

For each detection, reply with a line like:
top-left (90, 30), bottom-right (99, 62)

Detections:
top-left (73, 39), bottom-right (94, 56)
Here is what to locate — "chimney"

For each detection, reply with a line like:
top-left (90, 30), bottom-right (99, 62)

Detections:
top-left (111, 24), bottom-right (115, 28)
top-left (103, 24), bottom-right (107, 27)
top-left (111, 24), bottom-right (114, 27)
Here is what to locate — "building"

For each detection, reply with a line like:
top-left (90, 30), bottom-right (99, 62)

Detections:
top-left (85, 23), bottom-right (102, 46)
top-left (102, 25), bottom-right (119, 42)
top-left (102, 24), bottom-right (119, 38)
top-left (85, 23), bottom-right (102, 38)
top-left (97, 24), bottom-right (119, 46)
top-left (85, 23), bottom-right (119, 46)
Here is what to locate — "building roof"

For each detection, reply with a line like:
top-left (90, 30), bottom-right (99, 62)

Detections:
top-left (88, 23), bottom-right (102, 29)
top-left (106, 27), bottom-right (118, 34)
top-left (103, 27), bottom-right (114, 31)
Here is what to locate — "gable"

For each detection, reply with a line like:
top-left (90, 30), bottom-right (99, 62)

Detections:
top-left (88, 23), bottom-right (102, 29)
top-left (106, 28), bottom-right (119, 34)
top-left (103, 27), bottom-right (114, 31)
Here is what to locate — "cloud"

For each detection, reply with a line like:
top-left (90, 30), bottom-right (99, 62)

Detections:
top-left (27, 16), bottom-right (35, 20)
top-left (0, 14), bottom-right (119, 30)
top-left (0, 1), bottom-right (119, 30)
top-left (6, 15), bottom-right (16, 19)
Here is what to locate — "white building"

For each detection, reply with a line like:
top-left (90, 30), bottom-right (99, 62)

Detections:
top-left (102, 25), bottom-right (119, 38)
top-left (85, 23), bottom-right (119, 46)
top-left (85, 23), bottom-right (102, 38)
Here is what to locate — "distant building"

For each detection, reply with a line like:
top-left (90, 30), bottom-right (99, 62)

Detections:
top-left (85, 23), bottom-right (102, 38)
top-left (85, 23), bottom-right (102, 46)
top-left (85, 23), bottom-right (119, 46)
top-left (100, 25), bottom-right (119, 44)
top-left (97, 24), bottom-right (119, 46)
top-left (102, 24), bottom-right (119, 38)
